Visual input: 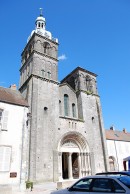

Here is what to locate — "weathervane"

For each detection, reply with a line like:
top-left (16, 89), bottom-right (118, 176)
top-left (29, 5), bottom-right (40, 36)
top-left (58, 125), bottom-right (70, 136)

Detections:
top-left (39, 8), bottom-right (43, 16)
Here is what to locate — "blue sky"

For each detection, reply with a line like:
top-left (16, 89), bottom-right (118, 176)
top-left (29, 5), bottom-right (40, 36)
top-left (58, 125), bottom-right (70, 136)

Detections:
top-left (0, 0), bottom-right (130, 132)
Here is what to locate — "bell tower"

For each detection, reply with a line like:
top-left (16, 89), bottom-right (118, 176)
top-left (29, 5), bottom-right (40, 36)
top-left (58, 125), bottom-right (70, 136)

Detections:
top-left (19, 9), bottom-right (59, 182)
top-left (19, 8), bottom-right (58, 92)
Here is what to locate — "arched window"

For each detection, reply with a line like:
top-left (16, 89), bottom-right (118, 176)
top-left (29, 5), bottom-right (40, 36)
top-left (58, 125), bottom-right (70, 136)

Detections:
top-left (43, 42), bottom-right (51, 55)
top-left (86, 75), bottom-right (91, 91)
top-left (109, 156), bottom-right (116, 171)
top-left (72, 103), bottom-right (76, 118)
top-left (41, 69), bottom-right (45, 77)
top-left (28, 44), bottom-right (32, 56)
top-left (64, 94), bottom-right (69, 116)
top-left (47, 71), bottom-right (51, 79)
top-left (25, 51), bottom-right (28, 61)
top-left (92, 117), bottom-right (95, 123)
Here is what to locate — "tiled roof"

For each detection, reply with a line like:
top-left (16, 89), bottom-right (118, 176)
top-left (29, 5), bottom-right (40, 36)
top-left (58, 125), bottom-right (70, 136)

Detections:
top-left (106, 129), bottom-right (130, 142)
top-left (0, 87), bottom-right (28, 107)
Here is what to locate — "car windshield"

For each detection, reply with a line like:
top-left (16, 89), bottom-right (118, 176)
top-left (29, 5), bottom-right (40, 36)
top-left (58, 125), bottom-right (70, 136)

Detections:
top-left (70, 178), bottom-right (93, 191)
top-left (118, 176), bottom-right (130, 189)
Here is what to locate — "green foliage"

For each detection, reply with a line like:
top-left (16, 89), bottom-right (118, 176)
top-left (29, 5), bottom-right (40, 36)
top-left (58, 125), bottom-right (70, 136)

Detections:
top-left (85, 90), bottom-right (93, 95)
top-left (26, 181), bottom-right (33, 191)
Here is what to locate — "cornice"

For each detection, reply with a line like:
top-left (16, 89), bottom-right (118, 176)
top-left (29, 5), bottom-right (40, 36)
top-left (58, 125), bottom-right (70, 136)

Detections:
top-left (19, 74), bottom-right (59, 91)
top-left (59, 116), bottom-right (85, 122)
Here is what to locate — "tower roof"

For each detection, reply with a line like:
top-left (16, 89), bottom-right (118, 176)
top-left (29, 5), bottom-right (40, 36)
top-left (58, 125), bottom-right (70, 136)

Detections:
top-left (61, 66), bottom-right (97, 83)
top-left (28, 8), bottom-right (58, 42)
top-left (35, 8), bottom-right (46, 25)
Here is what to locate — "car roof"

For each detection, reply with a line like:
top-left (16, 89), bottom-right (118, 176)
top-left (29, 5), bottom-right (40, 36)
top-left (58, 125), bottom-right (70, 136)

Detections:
top-left (96, 171), bottom-right (130, 176)
top-left (79, 175), bottom-right (122, 179)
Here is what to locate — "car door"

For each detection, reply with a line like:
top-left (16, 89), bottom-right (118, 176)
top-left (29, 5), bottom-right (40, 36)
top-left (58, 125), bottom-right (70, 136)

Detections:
top-left (89, 178), bottom-right (126, 194)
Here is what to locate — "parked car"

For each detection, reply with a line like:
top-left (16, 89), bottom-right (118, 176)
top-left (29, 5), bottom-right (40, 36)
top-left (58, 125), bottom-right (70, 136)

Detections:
top-left (96, 171), bottom-right (130, 176)
top-left (51, 175), bottom-right (130, 194)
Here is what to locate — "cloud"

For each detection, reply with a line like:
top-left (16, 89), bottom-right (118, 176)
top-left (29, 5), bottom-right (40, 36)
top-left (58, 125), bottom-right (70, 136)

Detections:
top-left (58, 54), bottom-right (67, 61)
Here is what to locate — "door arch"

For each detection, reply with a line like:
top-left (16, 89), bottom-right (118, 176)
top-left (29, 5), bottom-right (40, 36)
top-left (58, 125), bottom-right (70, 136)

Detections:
top-left (58, 132), bottom-right (91, 180)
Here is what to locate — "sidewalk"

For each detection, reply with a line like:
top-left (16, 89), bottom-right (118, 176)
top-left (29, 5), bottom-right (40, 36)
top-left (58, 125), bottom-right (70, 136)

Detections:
top-left (0, 182), bottom-right (57, 194)
top-left (23, 182), bottom-right (57, 194)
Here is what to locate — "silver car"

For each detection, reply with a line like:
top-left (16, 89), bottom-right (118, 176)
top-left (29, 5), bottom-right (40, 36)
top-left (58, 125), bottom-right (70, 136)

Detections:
top-left (51, 175), bottom-right (130, 194)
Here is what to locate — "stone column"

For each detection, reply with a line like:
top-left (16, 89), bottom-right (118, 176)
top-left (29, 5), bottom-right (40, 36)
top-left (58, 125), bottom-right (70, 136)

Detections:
top-left (85, 152), bottom-right (89, 175)
top-left (84, 153), bottom-right (87, 176)
top-left (87, 152), bottom-right (91, 175)
top-left (80, 152), bottom-right (84, 177)
top-left (68, 152), bottom-right (73, 179)
top-left (78, 153), bottom-right (81, 178)
top-left (58, 152), bottom-right (63, 181)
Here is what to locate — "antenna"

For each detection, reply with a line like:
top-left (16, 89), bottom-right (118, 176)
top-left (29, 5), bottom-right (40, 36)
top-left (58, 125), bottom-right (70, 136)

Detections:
top-left (39, 8), bottom-right (43, 16)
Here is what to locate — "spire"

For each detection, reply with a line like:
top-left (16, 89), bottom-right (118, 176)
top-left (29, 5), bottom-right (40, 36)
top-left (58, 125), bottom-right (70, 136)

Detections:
top-left (35, 9), bottom-right (46, 30)
top-left (39, 8), bottom-right (43, 16)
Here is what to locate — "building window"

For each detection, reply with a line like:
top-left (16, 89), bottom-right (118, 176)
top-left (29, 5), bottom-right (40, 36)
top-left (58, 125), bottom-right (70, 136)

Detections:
top-left (72, 103), bottom-right (76, 118)
top-left (0, 109), bottom-right (3, 123)
top-left (0, 146), bottom-right (11, 171)
top-left (0, 110), bottom-right (8, 131)
top-left (25, 51), bottom-right (28, 61)
top-left (92, 117), bottom-right (95, 123)
top-left (41, 69), bottom-right (45, 77)
top-left (47, 71), bottom-right (51, 79)
top-left (64, 94), bottom-right (69, 116)
top-left (28, 44), bottom-right (32, 56)
top-left (86, 75), bottom-right (92, 91)
top-left (43, 42), bottom-right (51, 55)
top-left (109, 156), bottom-right (116, 171)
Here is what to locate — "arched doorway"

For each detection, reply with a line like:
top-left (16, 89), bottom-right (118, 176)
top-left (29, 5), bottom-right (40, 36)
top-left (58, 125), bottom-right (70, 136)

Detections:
top-left (62, 152), bottom-right (79, 179)
top-left (58, 132), bottom-right (91, 180)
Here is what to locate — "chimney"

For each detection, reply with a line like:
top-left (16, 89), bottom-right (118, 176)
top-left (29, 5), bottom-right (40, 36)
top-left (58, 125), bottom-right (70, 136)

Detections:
top-left (123, 128), bottom-right (127, 133)
top-left (110, 125), bottom-right (115, 130)
top-left (9, 84), bottom-right (17, 90)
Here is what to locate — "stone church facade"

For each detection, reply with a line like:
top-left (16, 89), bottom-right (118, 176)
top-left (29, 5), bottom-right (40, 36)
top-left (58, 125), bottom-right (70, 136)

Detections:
top-left (19, 11), bottom-right (109, 183)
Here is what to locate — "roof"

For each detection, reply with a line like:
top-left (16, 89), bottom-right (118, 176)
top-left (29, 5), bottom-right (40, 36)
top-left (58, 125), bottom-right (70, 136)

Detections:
top-left (61, 66), bottom-right (97, 83)
top-left (106, 129), bottom-right (130, 142)
top-left (0, 87), bottom-right (28, 107)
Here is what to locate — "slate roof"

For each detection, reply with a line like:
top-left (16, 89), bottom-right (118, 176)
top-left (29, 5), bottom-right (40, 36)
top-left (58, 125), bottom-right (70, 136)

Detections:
top-left (106, 129), bottom-right (130, 142)
top-left (0, 87), bottom-right (28, 107)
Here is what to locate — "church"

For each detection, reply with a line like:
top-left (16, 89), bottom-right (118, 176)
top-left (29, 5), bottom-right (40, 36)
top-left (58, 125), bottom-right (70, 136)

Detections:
top-left (19, 10), bottom-right (108, 183)
top-left (2, 9), bottom-right (130, 193)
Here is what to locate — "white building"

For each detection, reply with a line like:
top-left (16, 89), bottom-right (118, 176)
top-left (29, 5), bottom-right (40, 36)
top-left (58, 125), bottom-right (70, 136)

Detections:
top-left (106, 127), bottom-right (130, 171)
top-left (0, 85), bottom-right (29, 192)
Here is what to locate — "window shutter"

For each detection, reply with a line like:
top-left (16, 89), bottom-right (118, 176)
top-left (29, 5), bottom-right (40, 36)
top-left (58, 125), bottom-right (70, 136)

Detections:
top-left (2, 110), bottom-right (8, 130)
top-left (0, 146), bottom-right (11, 171)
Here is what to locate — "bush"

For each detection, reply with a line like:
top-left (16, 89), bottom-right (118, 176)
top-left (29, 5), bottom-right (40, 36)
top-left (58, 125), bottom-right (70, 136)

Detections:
top-left (26, 181), bottom-right (33, 191)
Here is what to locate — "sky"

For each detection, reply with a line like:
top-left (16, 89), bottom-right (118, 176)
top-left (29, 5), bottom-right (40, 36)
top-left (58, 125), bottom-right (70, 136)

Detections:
top-left (0, 0), bottom-right (130, 132)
